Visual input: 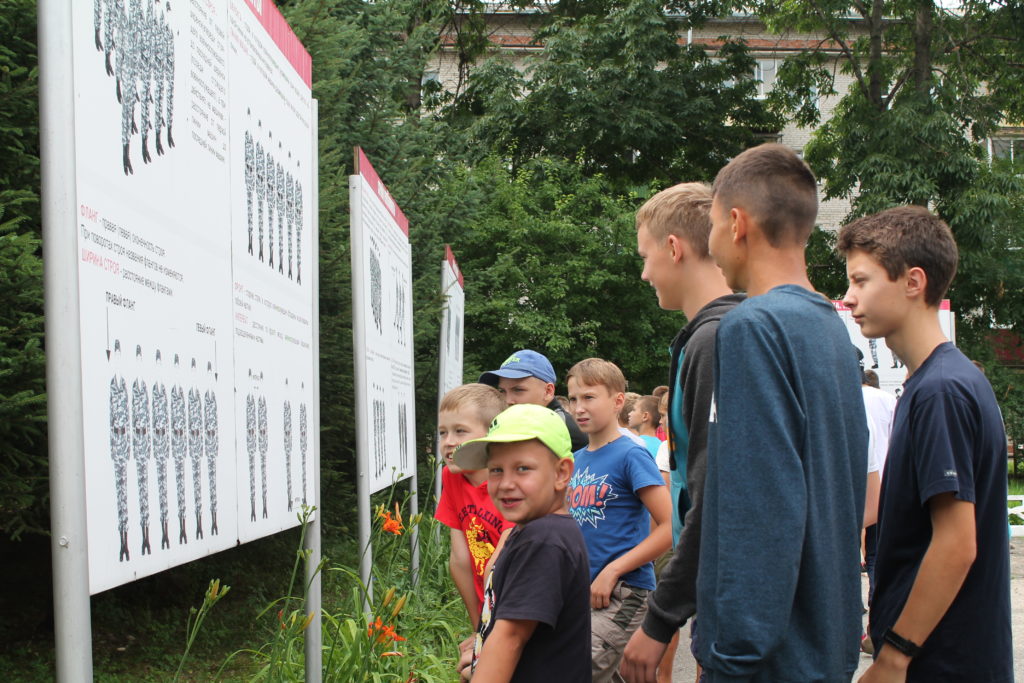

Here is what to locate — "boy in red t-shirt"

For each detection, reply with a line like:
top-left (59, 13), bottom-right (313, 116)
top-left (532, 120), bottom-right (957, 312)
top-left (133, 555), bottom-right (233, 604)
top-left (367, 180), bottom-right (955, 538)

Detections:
top-left (435, 383), bottom-right (510, 628)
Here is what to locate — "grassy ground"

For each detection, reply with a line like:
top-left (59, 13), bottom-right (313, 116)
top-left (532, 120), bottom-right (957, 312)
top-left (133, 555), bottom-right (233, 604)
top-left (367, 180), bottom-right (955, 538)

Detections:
top-left (1, 486), bottom-right (468, 681)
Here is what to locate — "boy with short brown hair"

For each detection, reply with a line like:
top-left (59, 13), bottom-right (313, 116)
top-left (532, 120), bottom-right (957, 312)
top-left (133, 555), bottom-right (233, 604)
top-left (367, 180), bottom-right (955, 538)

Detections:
top-left (565, 358), bottom-right (671, 683)
top-left (435, 383), bottom-right (509, 629)
top-left (839, 206), bottom-right (1011, 681)
top-left (454, 403), bottom-right (591, 682)
top-left (694, 144), bottom-right (867, 681)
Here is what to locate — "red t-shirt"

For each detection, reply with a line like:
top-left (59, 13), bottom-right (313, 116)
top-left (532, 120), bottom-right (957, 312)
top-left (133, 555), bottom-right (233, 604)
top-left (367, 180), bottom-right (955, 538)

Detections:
top-left (435, 466), bottom-right (512, 605)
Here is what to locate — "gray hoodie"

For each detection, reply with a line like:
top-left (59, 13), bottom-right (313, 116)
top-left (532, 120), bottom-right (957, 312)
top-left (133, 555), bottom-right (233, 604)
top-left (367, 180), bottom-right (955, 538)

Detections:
top-left (642, 293), bottom-right (744, 643)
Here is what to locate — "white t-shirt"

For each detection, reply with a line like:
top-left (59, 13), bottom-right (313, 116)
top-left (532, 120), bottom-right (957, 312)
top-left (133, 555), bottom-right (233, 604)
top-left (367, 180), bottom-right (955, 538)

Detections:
top-left (655, 440), bottom-right (671, 474)
top-left (862, 385), bottom-right (897, 475)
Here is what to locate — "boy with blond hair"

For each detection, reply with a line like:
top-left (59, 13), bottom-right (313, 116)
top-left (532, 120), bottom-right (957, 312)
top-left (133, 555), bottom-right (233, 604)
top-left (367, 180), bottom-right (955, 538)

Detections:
top-left (622, 182), bottom-right (744, 683)
top-left (696, 144), bottom-right (867, 681)
top-left (435, 383), bottom-right (510, 629)
top-left (454, 403), bottom-right (591, 682)
top-left (839, 207), bottom-right (1011, 682)
top-left (565, 358), bottom-right (671, 683)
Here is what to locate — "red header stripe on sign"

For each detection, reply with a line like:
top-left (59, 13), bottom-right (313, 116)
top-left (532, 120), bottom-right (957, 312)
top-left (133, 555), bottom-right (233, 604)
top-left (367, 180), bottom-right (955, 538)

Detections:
top-left (356, 148), bottom-right (410, 236)
top-left (445, 244), bottom-right (464, 288)
top-left (243, 0), bottom-right (312, 89)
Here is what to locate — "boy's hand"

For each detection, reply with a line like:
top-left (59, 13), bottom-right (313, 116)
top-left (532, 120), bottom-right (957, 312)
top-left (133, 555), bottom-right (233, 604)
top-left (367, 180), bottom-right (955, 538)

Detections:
top-left (858, 645), bottom-right (909, 683)
top-left (457, 643), bottom-right (474, 681)
top-left (591, 566), bottom-right (619, 609)
top-left (620, 628), bottom-right (669, 683)
top-left (459, 635), bottom-right (475, 655)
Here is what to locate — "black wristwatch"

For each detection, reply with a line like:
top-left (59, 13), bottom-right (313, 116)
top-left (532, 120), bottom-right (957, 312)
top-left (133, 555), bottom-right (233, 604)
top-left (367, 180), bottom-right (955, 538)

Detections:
top-left (882, 627), bottom-right (922, 658)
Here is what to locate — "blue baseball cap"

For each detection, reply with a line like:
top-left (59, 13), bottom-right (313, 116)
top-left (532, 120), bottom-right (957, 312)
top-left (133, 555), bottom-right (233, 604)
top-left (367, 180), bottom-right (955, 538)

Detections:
top-left (479, 349), bottom-right (557, 386)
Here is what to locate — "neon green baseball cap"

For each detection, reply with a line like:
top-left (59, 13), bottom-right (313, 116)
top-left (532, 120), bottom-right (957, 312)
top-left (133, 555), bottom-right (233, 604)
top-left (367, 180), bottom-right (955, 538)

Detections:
top-left (454, 403), bottom-right (574, 470)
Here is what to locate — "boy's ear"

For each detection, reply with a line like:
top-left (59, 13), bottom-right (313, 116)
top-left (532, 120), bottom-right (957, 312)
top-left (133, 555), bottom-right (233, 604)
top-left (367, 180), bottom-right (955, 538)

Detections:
top-left (542, 382), bottom-right (556, 404)
top-left (666, 234), bottom-right (685, 264)
top-left (904, 266), bottom-right (928, 301)
top-left (730, 207), bottom-right (749, 245)
top-left (554, 457), bottom-right (573, 490)
top-left (613, 391), bottom-right (625, 412)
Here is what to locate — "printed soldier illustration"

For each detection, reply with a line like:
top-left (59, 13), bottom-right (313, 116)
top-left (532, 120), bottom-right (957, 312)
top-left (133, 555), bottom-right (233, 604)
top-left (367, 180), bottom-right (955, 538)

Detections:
top-left (204, 361), bottom-right (219, 536)
top-left (267, 145), bottom-right (276, 270)
top-left (109, 340), bottom-right (131, 562)
top-left (285, 168), bottom-right (294, 279)
top-left (170, 354), bottom-right (188, 544)
top-left (867, 338), bottom-right (880, 370)
top-left (92, 0), bottom-right (176, 173)
top-left (118, 0), bottom-right (140, 175)
top-left (245, 126), bottom-right (255, 255)
top-left (398, 402), bottom-right (408, 471)
top-left (300, 399), bottom-right (308, 507)
top-left (258, 394), bottom-right (269, 518)
top-left (188, 359), bottom-right (204, 539)
top-left (246, 388), bottom-right (258, 522)
top-left (255, 130), bottom-right (267, 261)
top-left (294, 175), bottom-right (303, 285)
top-left (155, 1), bottom-right (175, 154)
top-left (284, 386), bottom-right (293, 512)
top-left (276, 157), bottom-right (286, 274)
top-left (152, 349), bottom-right (171, 550)
top-left (138, 0), bottom-right (155, 163)
top-left (370, 249), bottom-right (382, 333)
top-left (132, 344), bottom-right (152, 556)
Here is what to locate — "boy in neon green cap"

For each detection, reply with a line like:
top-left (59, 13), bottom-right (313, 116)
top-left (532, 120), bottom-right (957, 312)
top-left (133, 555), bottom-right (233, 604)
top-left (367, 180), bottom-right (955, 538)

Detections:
top-left (455, 403), bottom-right (592, 682)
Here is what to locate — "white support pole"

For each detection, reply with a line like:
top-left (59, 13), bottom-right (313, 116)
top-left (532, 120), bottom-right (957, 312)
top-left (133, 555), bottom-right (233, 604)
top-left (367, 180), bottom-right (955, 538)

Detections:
top-left (39, 2), bottom-right (94, 680)
top-left (350, 172), bottom-right (373, 612)
top-left (304, 99), bottom-right (322, 683)
top-left (410, 471), bottom-right (420, 586)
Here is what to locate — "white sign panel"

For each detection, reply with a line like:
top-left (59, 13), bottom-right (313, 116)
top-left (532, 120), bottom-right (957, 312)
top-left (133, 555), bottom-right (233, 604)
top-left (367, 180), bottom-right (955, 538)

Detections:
top-left (71, 0), bottom-right (315, 594)
top-left (438, 245), bottom-right (465, 400)
top-left (350, 149), bottom-right (416, 495)
top-left (833, 300), bottom-right (954, 398)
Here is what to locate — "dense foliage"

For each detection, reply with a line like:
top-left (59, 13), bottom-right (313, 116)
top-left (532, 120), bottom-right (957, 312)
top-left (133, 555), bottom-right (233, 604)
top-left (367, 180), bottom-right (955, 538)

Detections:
top-left (2, 0), bottom-right (1023, 542)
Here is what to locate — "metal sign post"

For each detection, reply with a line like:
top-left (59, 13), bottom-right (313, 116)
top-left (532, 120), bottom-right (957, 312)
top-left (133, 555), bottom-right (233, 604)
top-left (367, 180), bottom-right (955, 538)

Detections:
top-left (40, 1), bottom-right (94, 679)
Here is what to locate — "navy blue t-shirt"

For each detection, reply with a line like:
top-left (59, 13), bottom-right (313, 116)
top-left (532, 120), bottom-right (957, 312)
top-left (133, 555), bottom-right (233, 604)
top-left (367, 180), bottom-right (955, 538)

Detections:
top-left (870, 343), bottom-right (1012, 682)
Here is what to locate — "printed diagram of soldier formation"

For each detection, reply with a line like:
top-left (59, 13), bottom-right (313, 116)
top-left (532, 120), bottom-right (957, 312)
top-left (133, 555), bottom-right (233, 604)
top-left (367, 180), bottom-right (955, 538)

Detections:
top-left (108, 340), bottom-right (218, 561)
top-left (244, 372), bottom-right (309, 522)
top-left (93, 0), bottom-right (177, 175)
top-left (243, 109), bottom-right (306, 284)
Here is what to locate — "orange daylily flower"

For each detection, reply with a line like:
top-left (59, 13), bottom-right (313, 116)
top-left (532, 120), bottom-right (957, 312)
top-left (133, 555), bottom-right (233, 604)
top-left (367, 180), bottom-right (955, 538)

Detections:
top-left (367, 616), bottom-right (406, 645)
top-left (378, 503), bottom-right (404, 535)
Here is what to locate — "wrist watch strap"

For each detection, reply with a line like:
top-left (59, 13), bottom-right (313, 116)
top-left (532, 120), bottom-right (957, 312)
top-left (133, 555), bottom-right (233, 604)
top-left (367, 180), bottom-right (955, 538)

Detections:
top-left (882, 627), bottom-right (922, 658)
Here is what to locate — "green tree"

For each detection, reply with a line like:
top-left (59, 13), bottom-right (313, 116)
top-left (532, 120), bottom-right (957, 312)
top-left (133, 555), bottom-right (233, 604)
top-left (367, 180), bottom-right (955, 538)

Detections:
top-left (447, 0), bottom-right (782, 189)
top-left (729, 0), bottom-right (1024, 440)
top-left (0, 0), bottom-right (47, 539)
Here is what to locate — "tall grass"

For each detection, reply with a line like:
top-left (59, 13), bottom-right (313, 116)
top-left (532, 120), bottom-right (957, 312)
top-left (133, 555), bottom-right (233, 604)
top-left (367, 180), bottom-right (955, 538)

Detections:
top-left (185, 489), bottom-right (465, 681)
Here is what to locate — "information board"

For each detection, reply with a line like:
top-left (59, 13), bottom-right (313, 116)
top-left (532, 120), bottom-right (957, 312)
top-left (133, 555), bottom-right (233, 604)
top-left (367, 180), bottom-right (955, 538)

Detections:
top-left (438, 245), bottom-right (465, 399)
top-left (70, 0), bottom-right (316, 594)
top-left (833, 300), bottom-right (954, 398)
top-left (350, 149), bottom-right (417, 495)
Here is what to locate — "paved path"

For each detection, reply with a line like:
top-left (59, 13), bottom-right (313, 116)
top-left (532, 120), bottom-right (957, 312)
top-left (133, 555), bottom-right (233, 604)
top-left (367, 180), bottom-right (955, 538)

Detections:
top-left (667, 541), bottom-right (1024, 681)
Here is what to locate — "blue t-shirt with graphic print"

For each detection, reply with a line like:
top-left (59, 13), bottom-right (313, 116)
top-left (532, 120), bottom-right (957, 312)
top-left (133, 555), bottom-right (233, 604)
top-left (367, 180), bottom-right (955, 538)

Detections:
top-left (567, 435), bottom-right (665, 590)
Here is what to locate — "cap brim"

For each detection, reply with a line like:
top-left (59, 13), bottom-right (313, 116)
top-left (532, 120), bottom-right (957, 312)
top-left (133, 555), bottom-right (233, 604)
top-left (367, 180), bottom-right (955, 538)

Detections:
top-left (478, 368), bottom-right (534, 385)
top-left (453, 432), bottom-right (544, 470)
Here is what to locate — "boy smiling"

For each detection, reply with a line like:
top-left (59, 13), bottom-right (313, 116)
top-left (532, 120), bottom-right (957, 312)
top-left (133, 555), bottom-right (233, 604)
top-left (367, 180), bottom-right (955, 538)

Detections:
top-left (455, 404), bottom-right (591, 682)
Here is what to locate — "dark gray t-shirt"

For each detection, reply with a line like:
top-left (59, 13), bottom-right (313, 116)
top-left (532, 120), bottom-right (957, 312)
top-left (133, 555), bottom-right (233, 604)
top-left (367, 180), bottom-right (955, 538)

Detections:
top-left (475, 512), bottom-right (591, 682)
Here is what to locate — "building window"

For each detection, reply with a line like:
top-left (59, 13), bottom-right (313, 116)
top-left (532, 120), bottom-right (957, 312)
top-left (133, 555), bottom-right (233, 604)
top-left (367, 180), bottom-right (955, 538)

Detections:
top-left (753, 59), bottom-right (777, 99)
top-left (989, 136), bottom-right (1024, 164)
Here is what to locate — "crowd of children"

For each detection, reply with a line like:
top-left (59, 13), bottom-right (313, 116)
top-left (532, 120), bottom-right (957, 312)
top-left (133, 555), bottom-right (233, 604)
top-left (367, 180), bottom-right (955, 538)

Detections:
top-left (433, 144), bottom-right (1011, 683)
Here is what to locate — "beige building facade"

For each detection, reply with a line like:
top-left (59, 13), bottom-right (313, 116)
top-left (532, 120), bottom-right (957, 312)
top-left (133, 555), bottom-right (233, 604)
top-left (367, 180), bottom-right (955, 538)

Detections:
top-left (429, 8), bottom-right (859, 228)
